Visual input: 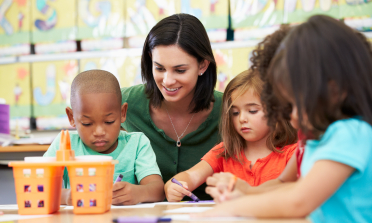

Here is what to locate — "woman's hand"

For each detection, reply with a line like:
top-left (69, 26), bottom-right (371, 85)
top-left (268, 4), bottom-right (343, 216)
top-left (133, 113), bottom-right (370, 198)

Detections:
top-left (164, 180), bottom-right (191, 202)
top-left (112, 182), bottom-right (141, 205)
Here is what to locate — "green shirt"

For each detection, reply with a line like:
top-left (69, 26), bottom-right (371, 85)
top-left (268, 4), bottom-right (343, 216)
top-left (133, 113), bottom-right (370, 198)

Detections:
top-left (121, 84), bottom-right (223, 200)
top-left (43, 130), bottom-right (161, 189)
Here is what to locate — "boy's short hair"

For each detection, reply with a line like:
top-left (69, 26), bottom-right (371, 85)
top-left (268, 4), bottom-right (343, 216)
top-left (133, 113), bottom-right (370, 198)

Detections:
top-left (70, 70), bottom-right (122, 109)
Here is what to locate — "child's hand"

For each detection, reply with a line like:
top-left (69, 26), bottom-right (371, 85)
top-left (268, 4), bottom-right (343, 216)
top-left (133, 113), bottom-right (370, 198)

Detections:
top-left (112, 182), bottom-right (141, 205)
top-left (206, 186), bottom-right (245, 203)
top-left (61, 188), bottom-right (72, 205)
top-left (206, 172), bottom-right (235, 192)
top-left (164, 180), bottom-right (191, 202)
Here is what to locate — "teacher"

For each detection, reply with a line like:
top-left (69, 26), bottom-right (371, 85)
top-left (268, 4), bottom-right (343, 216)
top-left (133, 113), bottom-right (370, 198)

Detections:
top-left (121, 13), bottom-right (223, 200)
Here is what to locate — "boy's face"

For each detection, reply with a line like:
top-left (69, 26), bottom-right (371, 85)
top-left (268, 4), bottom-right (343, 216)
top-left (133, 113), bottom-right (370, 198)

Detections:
top-left (66, 93), bottom-right (127, 154)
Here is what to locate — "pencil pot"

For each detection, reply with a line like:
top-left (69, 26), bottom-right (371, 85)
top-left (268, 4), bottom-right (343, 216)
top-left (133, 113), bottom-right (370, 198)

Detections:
top-left (67, 156), bottom-right (114, 214)
top-left (9, 157), bottom-right (64, 215)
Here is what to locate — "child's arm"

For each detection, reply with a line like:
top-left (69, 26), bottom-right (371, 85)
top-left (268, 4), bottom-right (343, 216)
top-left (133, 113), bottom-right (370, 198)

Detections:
top-left (197, 160), bottom-right (354, 218)
top-left (61, 189), bottom-right (72, 205)
top-left (164, 160), bottom-right (214, 202)
top-left (206, 152), bottom-right (298, 202)
top-left (112, 174), bottom-right (164, 205)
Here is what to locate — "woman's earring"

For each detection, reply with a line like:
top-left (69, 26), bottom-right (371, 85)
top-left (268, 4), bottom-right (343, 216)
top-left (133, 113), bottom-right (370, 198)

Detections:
top-left (199, 73), bottom-right (203, 76)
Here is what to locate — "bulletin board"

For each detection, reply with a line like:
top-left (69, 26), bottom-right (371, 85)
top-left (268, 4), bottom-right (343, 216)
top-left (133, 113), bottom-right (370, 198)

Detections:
top-left (0, 0), bottom-right (31, 46)
top-left (125, 0), bottom-right (175, 37)
top-left (179, 0), bottom-right (228, 30)
top-left (0, 63), bottom-right (31, 130)
top-left (31, 0), bottom-right (77, 43)
top-left (79, 56), bottom-right (128, 86)
top-left (213, 47), bottom-right (254, 92)
top-left (339, 0), bottom-right (372, 18)
top-left (231, 0), bottom-right (284, 28)
top-left (31, 60), bottom-right (78, 129)
top-left (77, 0), bottom-right (125, 40)
top-left (283, 0), bottom-right (339, 24)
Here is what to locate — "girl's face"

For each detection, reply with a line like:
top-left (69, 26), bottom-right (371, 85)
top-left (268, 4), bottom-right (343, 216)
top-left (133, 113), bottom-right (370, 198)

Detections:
top-left (230, 88), bottom-right (271, 143)
top-left (151, 45), bottom-right (208, 104)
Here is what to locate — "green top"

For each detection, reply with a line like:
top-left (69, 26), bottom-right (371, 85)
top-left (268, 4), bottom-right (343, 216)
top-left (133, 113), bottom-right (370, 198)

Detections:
top-left (43, 130), bottom-right (162, 189)
top-left (121, 84), bottom-right (223, 200)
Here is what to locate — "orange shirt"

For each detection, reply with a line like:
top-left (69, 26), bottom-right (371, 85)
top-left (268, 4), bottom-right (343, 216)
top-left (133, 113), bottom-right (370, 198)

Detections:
top-left (202, 142), bottom-right (297, 186)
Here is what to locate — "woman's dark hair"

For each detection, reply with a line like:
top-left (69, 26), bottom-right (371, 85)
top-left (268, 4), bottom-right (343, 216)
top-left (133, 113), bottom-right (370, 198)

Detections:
top-left (266, 15), bottom-right (372, 138)
top-left (141, 13), bottom-right (217, 113)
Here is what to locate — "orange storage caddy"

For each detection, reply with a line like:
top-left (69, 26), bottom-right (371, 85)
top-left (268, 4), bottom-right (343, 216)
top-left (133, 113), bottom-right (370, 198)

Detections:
top-left (9, 130), bottom-right (115, 215)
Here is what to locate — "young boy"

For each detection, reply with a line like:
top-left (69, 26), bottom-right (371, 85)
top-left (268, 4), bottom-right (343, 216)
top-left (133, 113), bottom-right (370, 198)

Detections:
top-left (43, 70), bottom-right (165, 205)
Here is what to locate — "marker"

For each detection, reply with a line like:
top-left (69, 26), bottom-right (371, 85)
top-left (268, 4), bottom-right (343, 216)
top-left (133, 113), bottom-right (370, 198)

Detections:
top-left (115, 174), bottom-right (123, 183)
top-left (113, 216), bottom-right (171, 223)
top-left (171, 178), bottom-right (200, 202)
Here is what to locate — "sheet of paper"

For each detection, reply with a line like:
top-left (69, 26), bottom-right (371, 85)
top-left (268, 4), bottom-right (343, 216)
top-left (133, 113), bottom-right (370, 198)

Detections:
top-left (0, 205), bottom-right (18, 210)
top-left (0, 214), bottom-right (51, 222)
top-left (163, 214), bottom-right (251, 221)
top-left (0, 205), bottom-right (68, 210)
top-left (155, 200), bottom-right (215, 205)
top-left (63, 203), bottom-right (155, 210)
top-left (164, 207), bottom-right (213, 213)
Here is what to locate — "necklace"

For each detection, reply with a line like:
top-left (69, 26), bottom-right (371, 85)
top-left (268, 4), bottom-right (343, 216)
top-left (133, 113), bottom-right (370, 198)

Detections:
top-left (165, 107), bottom-right (195, 147)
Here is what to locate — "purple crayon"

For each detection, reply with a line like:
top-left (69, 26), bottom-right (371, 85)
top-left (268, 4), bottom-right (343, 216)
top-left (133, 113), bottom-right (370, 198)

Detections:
top-left (113, 216), bottom-right (171, 223)
top-left (171, 178), bottom-right (200, 202)
top-left (115, 174), bottom-right (123, 183)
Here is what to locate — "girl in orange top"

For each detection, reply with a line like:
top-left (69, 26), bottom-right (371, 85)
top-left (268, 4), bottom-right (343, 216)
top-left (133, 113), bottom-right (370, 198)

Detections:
top-left (164, 69), bottom-right (297, 202)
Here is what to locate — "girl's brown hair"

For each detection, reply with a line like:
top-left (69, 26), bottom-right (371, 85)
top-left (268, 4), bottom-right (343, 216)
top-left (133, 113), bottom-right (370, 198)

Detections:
top-left (266, 15), bottom-right (372, 138)
top-left (219, 70), bottom-right (297, 162)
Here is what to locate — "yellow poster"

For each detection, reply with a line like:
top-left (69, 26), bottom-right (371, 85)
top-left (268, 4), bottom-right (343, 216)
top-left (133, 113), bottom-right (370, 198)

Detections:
top-left (0, 63), bottom-right (31, 130)
top-left (231, 0), bottom-right (284, 28)
top-left (77, 0), bottom-right (125, 39)
top-left (179, 0), bottom-right (228, 29)
top-left (80, 56), bottom-right (132, 87)
top-left (31, 0), bottom-right (76, 43)
top-left (32, 60), bottom-right (78, 117)
top-left (125, 0), bottom-right (177, 37)
top-left (213, 47), bottom-right (254, 92)
top-left (283, 0), bottom-right (339, 23)
top-left (0, 0), bottom-right (31, 46)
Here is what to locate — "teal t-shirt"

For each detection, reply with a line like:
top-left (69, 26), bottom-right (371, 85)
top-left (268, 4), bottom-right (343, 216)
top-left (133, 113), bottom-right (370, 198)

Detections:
top-left (301, 118), bottom-right (372, 223)
top-left (43, 130), bottom-right (162, 189)
top-left (121, 84), bottom-right (223, 200)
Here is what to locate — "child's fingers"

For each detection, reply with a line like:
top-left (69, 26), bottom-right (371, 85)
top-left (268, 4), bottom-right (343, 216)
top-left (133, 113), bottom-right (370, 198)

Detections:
top-left (173, 183), bottom-right (192, 197)
top-left (205, 186), bottom-right (223, 200)
top-left (205, 175), bottom-right (218, 186)
top-left (112, 181), bottom-right (127, 192)
top-left (177, 180), bottom-right (189, 190)
top-left (112, 194), bottom-right (130, 205)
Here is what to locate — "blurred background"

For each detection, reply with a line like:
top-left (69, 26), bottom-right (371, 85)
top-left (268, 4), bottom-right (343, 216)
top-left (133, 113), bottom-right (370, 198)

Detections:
top-left (0, 0), bottom-right (371, 134)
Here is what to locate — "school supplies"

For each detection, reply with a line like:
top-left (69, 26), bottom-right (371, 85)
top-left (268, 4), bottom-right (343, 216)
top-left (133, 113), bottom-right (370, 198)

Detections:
top-left (171, 178), bottom-right (200, 202)
top-left (8, 130), bottom-right (116, 215)
top-left (115, 174), bottom-right (123, 183)
top-left (113, 216), bottom-right (171, 223)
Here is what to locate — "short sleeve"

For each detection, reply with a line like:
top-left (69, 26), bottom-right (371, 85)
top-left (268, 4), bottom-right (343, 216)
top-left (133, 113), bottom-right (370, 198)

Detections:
top-left (201, 142), bottom-right (224, 173)
top-left (284, 143), bottom-right (298, 163)
top-left (43, 132), bottom-right (70, 188)
top-left (134, 134), bottom-right (162, 183)
top-left (43, 132), bottom-right (61, 157)
top-left (310, 119), bottom-right (372, 174)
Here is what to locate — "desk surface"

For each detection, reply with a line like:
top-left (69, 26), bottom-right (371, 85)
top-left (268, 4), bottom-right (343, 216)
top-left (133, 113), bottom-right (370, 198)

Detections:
top-left (0, 204), bottom-right (309, 223)
top-left (0, 145), bottom-right (49, 153)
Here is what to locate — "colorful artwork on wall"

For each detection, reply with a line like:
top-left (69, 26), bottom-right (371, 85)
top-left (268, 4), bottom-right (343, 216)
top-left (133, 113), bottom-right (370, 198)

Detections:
top-left (31, 0), bottom-right (77, 43)
top-left (0, 63), bottom-right (31, 130)
top-left (31, 60), bottom-right (78, 129)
